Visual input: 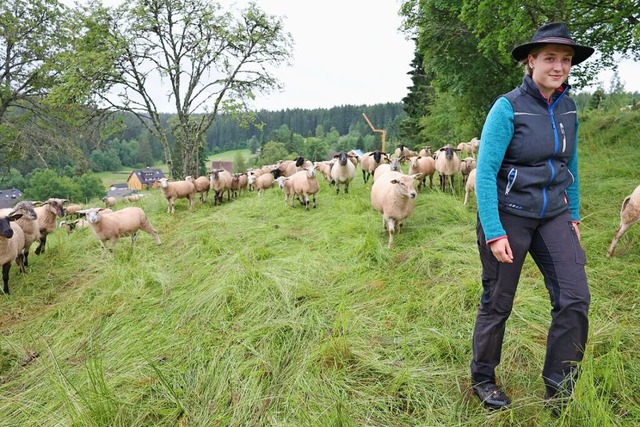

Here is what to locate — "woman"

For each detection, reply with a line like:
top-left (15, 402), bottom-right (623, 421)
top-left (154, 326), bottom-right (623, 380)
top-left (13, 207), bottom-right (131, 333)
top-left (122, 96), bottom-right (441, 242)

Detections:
top-left (470, 22), bottom-right (594, 411)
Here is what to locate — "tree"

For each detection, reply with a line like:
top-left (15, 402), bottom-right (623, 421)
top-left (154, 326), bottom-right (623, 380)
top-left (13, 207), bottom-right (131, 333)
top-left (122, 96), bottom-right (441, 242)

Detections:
top-left (73, 0), bottom-right (293, 179)
top-left (233, 152), bottom-right (247, 173)
top-left (258, 141), bottom-right (288, 166)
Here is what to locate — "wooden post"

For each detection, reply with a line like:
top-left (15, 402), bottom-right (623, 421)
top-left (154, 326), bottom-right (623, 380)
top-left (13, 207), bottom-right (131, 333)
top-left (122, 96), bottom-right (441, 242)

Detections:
top-left (362, 113), bottom-right (386, 152)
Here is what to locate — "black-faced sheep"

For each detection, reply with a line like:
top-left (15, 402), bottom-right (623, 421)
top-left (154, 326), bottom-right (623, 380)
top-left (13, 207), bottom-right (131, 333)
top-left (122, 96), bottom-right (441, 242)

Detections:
top-left (435, 145), bottom-right (461, 192)
top-left (371, 171), bottom-right (421, 249)
top-left (2, 202), bottom-right (39, 269)
top-left (158, 178), bottom-right (196, 213)
top-left (34, 198), bottom-right (66, 255)
top-left (360, 151), bottom-right (390, 183)
top-left (0, 212), bottom-right (26, 294)
top-left (80, 207), bottom-right (161, 256)
top-left (208, 169), bottom-right (233, 205)
top-left (330, 152), bottom-right (357, 194)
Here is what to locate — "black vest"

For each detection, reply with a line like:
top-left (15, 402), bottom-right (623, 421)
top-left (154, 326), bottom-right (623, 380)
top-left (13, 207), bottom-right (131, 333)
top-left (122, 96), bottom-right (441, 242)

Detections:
top-left (497, 75), bottom-right (577, 219)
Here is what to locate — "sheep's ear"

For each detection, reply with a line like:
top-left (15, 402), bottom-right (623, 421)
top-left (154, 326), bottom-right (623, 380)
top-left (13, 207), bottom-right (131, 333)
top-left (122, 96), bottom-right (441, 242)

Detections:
top-left (411, 173), bottom-right (423, 180)
top-left (7, 213), bottom-right (23, 222)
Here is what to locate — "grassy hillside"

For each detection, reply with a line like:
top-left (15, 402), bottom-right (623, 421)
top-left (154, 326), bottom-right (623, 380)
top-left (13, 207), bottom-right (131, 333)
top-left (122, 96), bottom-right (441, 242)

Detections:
top-left (1, 109), bottom-right (640, 426)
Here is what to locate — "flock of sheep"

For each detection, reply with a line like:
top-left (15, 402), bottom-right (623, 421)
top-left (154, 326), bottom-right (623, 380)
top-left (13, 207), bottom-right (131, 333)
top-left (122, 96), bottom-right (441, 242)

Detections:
top-left (1, 137), bottom-right (640, 294)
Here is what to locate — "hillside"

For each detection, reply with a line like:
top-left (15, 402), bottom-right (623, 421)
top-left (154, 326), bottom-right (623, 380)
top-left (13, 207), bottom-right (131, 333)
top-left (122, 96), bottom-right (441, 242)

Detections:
top-left (1, 108), bottom-right (640, 426)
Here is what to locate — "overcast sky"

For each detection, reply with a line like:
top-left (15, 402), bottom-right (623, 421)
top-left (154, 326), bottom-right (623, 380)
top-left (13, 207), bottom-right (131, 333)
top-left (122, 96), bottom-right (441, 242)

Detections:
top-left (71, 0), bottom-right (640, 111)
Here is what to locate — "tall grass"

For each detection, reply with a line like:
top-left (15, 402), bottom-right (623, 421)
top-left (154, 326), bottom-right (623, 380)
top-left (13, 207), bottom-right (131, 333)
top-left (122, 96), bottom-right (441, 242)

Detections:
top-left (1, 109), bottom-right (640, 426)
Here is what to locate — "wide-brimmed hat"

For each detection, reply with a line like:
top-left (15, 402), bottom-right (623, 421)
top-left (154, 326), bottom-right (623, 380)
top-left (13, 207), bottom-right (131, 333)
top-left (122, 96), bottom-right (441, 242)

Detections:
top-left (511, 22), bottom-right (594, 65)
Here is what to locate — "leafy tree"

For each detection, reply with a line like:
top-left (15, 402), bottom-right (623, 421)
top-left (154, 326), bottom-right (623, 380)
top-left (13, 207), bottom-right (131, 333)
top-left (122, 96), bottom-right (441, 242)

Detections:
top-left (71, 0), bottom-right (293, 179)
top-left (233, 152), bottom-right (247, 173)
top-left (73, 174), bottom-right (106, 202)
top-left (25, 169), bottom-right (82, 201)
top-left (258, 141), bottom-right (289, 166)
top-left (589, 88), bottom-right (606, 110)
top-left (0, 169), bottom-right (27, 191)
top-left (305, 137), bottom-right (330, 162)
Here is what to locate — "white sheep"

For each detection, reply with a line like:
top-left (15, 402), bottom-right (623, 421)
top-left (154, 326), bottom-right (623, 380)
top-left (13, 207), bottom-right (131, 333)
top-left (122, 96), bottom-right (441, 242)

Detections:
top-left (157, 177), bottom-right (196, 213)
top-left (459, 157), bottom-right (477, 186)
top-left (289, 164), bottom-right (320, 210)
top-left (373, 157), bottom-right (403, 182)
top-left (208, 169), bottom-right (233, 205)
top-left (607, 184), bottom-right (640, 257)
top-left (330, 152), bottom-right (357, 194)
top-left (418, 146), bottom-right (432, 157)
top-left (464, 168), bottom-right (477, 206)
top-left (185, 175), bottom-right (210, 203)
top-left (254, 169), bottom-right (281, 196)
top-left (360, 151), bottom-right (390, 183)
top-left (435, 145), bottom-right (461, 192)
top-left (33, 198), bottom-right (66, 255)
top-left (80, 207), bottom-right (161, 256)
top-left (64, 203), bottom-right (84, 219)
top-left (124, 194), bottom-right (144, 203)
top-left (0, 212), bottom-right (26, 294)
top-left (102, 196), bottom-right (117, 208)
top-left (408, 155), bottom-right (436, 190)
top-left (275, 176), bottom-right (294, 206)
top-left (371, 171), bottom-right (422, 249)
top-left (315, 161), bottom-right (333, 182)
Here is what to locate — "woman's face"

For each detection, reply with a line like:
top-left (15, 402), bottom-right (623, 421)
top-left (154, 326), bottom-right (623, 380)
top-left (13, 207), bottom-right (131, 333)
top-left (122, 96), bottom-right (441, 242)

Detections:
top-left (528, 45), bottom-right (574, 98)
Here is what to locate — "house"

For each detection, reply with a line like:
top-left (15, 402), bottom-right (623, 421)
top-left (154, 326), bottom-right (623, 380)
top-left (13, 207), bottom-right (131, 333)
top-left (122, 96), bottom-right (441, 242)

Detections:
top-left (127, 168), bottom-right (165, 190)
top-left (0, 188), bottom-right (23, 209)
top-left (210, 161), bottom-right (233, 173)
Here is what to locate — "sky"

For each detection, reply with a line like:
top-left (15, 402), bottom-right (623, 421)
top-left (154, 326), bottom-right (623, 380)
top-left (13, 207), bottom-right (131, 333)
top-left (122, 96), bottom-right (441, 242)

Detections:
top-left (67, 0), bottom-right (640, 111)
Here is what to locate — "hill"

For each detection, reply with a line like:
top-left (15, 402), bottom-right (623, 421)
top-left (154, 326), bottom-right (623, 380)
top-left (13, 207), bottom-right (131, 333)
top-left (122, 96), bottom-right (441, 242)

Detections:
top-left (1, 108), bottom-right (640, 425)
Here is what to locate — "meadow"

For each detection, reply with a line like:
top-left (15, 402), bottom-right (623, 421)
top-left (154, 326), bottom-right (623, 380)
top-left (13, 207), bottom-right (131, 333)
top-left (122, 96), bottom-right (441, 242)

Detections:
top-left (1, 110), bottom-right (640, 426)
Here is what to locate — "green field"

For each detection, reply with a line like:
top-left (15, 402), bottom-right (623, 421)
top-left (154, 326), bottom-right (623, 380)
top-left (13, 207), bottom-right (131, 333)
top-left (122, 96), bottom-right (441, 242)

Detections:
top-left (1, 109), bottom-right (640, 426)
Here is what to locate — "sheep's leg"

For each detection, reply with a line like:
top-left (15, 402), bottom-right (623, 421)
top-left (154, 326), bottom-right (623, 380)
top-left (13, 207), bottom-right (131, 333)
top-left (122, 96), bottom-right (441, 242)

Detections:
top-left (464, 189), bottom-right (469, 206)
top-left (35, 235), bottom-right (46, 255)
top-left (335, 183), bottom-right (340, 194)
top-left (362, 170), bottom-right (367, 183)
top-left (23, 248), bottom-right (30, 268)
top-left (16, 254), bottom-right (25, 274)
top-left (387, 218), bottom-right (396, 249)
top-left (131, 231), bottom-right (139, 245)
top-left (312, 194), bottom-right (317, 209)
top-left (304, 194), bottom-right (310, 211)
top-left (2, 262), bottom-right (10, 294)
top-left (607, 223), bottom-right (631, 257)
top-left (429, 174), bottom-right (433, 188)
top-left (345, 181), bottom-right (349, 194)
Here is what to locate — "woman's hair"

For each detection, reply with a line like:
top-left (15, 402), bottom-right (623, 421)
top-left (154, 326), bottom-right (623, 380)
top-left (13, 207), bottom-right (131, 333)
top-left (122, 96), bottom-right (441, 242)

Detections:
top-left (519, 44), bottom-right (576, 76)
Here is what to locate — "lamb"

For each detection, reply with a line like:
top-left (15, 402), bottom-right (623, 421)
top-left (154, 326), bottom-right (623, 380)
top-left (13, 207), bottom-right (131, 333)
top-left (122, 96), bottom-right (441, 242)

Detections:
top-left (185, 175), bottom-right (210, 203)
top-left (34, 198), bottom-right (66, 255)
top-left (288, 164), bottom-right (320, 210)
top-left (373, 157), bottom-right (403, 182)
top-left (360, 151), bottom-right (390, 183)
top-left (208, 169), bottom-right (233, 205)
top-left (370, 171), bottom-right (421, 249)
top-left (0, 212), bottom-right (26, 294)
top-left (254, 168), bottom-right (281, 195)
top-left (330, 152), bottom-right (357, 194)
top-left (230, 173), bottom-right (248, 198)
top-left (408, 155), bottom-right (436, 190)
top-left (459, 157), bottom-right (477, 186)
top-left (275, 176), bottom-right (295, 206)
top-left (59, 218), bottom-right (90, 234)
top-left (157, 177), bottom-right (195, 213)
top-left (435, 145), bottom-right (462, 192)
top-left (124, 194), bottom-right (144, 203)
top-left (102, 196), bottom-right (117, 208)
top-left (79, 207), bottom-right (161, 256)
top-left (464, 168), bottom-right (477, 206)
top-left (607, 184), bottom-right (640, 257)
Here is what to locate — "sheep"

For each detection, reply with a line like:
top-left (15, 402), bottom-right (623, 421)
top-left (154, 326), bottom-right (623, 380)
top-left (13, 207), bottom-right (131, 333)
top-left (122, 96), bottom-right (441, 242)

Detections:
top-left (185, 175), bottom-right (210, 203)
top-left (393, 144), bottom-right (418, 158)
top-left (102, 196), bottom-right (117, 208)
top-left (59, 219), bottom-right (90, 234)
top-left (346, 150), bottom-right (361, 167)
top-left (456, 142), bottom-right (474, 157)
top-left (124, 194), bottom-right (144, 203)
top-left (459, 157), bottom-right (477, 186)
top-left (280, 157), bottom-right (312, 177)
top-left (315, 161), bottom-right (333, 182)
top-left (360, 151), bottom-right (390, 183)
top-left (607, 184), bottom-right (640, 257)
top-left (373, 157), bottom-right (403, 182)
top-left (464, 168), bottom-right (477, 206)
top-left (435, 145), bottom-right (461, 192)
top-left (5, 202), bottom-right (39, 269)
top-left (408, 155), bottom-right (436, 190)
top-left (254, 168), bottom-right (281, 195)
top-left (208, 169), bottom-right (233, 205)
top-left (33, 198), bottom-right (66, 255)
top-left (275, 176), bottom-right (295, 206)
top-left (418, 146), bottom-right (432, 157)
top-left (230, 173), bottom-right (248, 198)
top-left (330, 152), bottom-right (357, 194)
top-left (370, 171), bottom-right (421, 249)
top-left (0, 212), bottom-right (26, 294)
top-left (157, 177), bottom-right (196, 214)
top-left (79, 207), bottom-right (161, 256)
top-left (64, 203), bottom-right (84, 219)
top-left (289, 164), bottom-right (320, 210)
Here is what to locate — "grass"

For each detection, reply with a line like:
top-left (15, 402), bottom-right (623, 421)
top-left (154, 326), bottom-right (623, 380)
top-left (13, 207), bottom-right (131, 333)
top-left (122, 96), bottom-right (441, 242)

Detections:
top-left (1, 109), bottom-right (640, 426)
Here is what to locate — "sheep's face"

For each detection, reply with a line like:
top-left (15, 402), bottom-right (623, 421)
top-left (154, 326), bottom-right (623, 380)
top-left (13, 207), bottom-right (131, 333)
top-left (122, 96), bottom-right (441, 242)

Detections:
top-left (305, 164), bottom-right (317, 178)
top-left (13, 202), bottom-right (37, 220)
top-left (85, 209), bottom-right (103, 224)
top-left (390, 158), bottom-right (402, 171)
top-left (0, 216), bottom-right (15, 238)
top-left (158, 178), bottom-right (170, 188)
top-left (391, 176), bottom-right (418, 200)
top-left (45, 199), bottom-right (66, 217)
top-left (337, 152), bottom-right (348, 166)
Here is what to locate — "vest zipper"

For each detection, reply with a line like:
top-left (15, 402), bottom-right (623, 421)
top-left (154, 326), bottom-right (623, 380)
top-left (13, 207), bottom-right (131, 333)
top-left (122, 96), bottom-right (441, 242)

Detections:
top-left (560, 122), bottom-right (566, 153)
top-left (505, 168), bottom-right (517, 195)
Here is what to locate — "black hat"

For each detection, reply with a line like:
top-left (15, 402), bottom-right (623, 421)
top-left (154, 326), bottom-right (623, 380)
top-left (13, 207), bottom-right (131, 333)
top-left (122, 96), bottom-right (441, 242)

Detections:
top-left (511, 22), bottom-right (594, 66)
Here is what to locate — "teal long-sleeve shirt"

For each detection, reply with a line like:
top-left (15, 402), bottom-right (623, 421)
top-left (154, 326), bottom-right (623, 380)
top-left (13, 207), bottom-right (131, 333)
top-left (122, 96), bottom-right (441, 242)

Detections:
top-left (476, 96), bottom-right (581, 243)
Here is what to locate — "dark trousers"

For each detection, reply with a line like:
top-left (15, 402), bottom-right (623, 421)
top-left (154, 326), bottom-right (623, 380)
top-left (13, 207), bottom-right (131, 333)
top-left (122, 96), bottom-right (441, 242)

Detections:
top-left (470, 210), bottom-right (590, 397)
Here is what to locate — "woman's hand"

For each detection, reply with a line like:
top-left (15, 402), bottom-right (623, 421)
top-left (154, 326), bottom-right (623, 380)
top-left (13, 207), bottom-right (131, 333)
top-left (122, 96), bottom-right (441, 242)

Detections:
top-left (490, 238), bottom-right (514, 263)
top-left (573, 222), bottom-right (581, 241)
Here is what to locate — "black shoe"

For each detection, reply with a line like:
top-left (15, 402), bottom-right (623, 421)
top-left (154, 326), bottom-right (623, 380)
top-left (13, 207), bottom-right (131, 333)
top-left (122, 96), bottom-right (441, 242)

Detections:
top-left (544, 391), bottom-right (570, 417)
top-left (472, 382), bottom-right (511, 410)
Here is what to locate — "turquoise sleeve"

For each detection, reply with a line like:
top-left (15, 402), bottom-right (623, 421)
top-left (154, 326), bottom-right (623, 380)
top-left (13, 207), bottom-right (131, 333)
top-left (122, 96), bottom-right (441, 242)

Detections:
top-left (476, 97), bottom-right (514, 242)
top-left (566, 119), bottom-right (580, 221)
